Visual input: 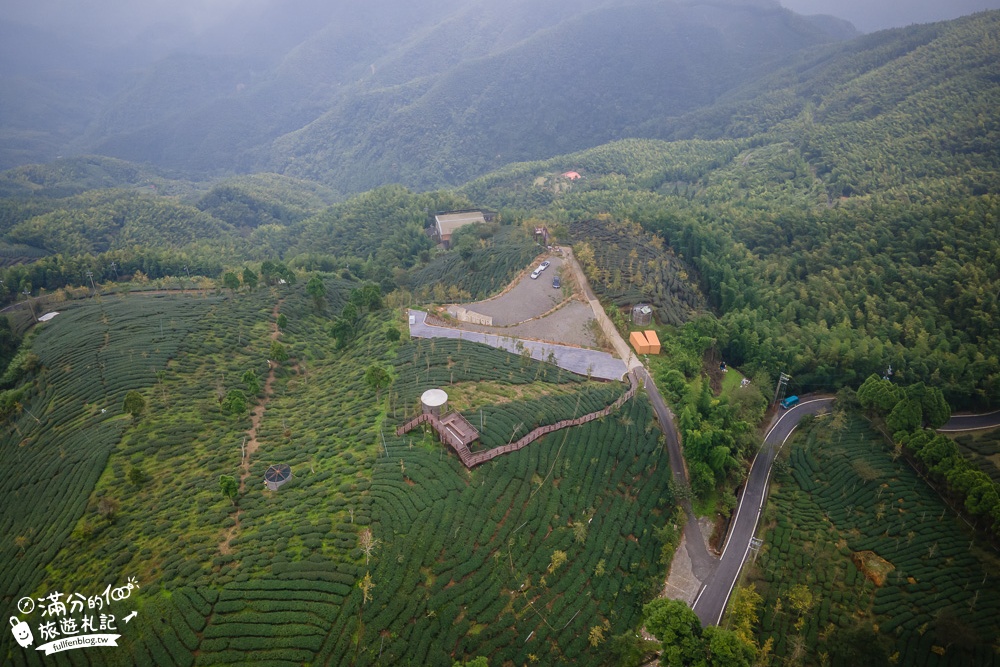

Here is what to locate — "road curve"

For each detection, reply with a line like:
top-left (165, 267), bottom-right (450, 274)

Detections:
top-left (692, 397), bottom-right (834, 626)
top-left (938, 410), bottom-right (1000, 432)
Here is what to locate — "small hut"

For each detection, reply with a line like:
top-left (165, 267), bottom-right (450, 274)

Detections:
top-left (421, 389), bottom-right (448, 417)
top-left (631, 304), bottom-right (653, 326)
top-left (264, 464), bottom-right (292, 491)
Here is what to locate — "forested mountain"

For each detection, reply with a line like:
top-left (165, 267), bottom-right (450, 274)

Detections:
top-left (459, 11), bottom-right (1000, 408)
top-left (0, 10), bottom-right (997, 408)
top-left (1, 0), bottom-right (850, 192)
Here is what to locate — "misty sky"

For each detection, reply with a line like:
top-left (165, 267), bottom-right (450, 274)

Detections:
top-left (779, 0), bottom-right (1000, 32)
top-left (4, 0), bottom-right (1000, 43)
top-left (3, 0), bottom-right (268, 43)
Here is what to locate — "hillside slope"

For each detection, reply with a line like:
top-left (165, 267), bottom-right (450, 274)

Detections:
top-left (460, 11), bottom-right (1000, 408)
top-left (1, 0), bottom-right (847, 193)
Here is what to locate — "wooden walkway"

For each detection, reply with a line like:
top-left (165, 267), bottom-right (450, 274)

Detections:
top-left (396, 371), bottom-right (640, 468)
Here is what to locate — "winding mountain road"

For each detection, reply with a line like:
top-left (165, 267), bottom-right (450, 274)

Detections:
top-left (406, 253), bottom-right (1000, 629)
top-left (938, 410), bottom-right (1000, 432)
top-left (691, 397), bottom-right (834, 626)
top-left (637, 368), bottom-right (719, 582)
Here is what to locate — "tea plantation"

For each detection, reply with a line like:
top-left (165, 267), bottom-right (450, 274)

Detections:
top-left (745, 415), bottom-right (1000, 667)
top-left (569, 216), bottom-right (705, 326)
top-left (954, 430), bottom-right (1000, 486)
top-left (1, 281), bottom-right (677, 665)
top-left (1, 293), bottom-right (221, 608)
top-left (325, 384), bottom-right (672, 666)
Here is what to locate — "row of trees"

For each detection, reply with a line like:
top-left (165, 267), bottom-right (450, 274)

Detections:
top-left (857, 374), bottom-right (1000, 536)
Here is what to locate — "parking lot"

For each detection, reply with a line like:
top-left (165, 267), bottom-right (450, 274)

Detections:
top-left (435, 254), bottom-right (603, 349)
top-left (463, 256), bottom-right (567, 326)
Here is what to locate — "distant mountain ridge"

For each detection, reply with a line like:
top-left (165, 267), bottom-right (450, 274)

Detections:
top-left (1, 0), bottom-right (850, 193)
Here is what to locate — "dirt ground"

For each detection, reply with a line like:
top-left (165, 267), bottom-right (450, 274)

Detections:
top-left (662, 516), bottom-right (717, 605)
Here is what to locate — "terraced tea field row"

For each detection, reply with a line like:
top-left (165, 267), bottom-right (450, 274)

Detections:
top-left (746, 416), bottom-right (1000, 667)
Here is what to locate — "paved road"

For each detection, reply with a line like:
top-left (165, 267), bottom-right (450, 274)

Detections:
top-left (637, 367), bottom-right (718, 580)
top-left (692, 397), bottom-right (834, 626)
top-left (561, 247), bottom-right (643, 372)
top-left (938, 410), bottom-right (1000, 432)
top-left (407, 309), bottom-right (628, 381)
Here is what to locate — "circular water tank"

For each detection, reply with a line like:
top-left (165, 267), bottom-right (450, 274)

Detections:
top-left (421, 389), bottom-right (448, 416)
top-left (631, 304), bottom-right (653, 326)
top-left (264, 464), bottom-right (292, 491)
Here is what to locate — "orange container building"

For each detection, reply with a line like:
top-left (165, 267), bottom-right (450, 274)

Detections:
top-left (644, 330), bottom-right (661, 355)
top-left (629, 331), bottom-right (650, 355)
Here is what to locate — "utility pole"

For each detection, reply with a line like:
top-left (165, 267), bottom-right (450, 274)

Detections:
top-left (773, 372), bottom-right (791, 405)
top-left (109, 261), bottom-right (119, 280)
top-left (85, 271), bottom-right (96, 295)
top-left (22, 289), bottom-right (37, 322)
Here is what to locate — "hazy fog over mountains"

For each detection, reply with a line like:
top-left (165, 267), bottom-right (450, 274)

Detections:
top-left (2, 0), bottom-right (998, 192)
top-left (8, 0), bottom-right (999, 47)
top-left (779, 0), bottom-right (1000, 32)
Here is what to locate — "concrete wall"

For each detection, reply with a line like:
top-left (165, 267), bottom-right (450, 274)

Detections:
top-left (447, 306), bottom-right (494, 326)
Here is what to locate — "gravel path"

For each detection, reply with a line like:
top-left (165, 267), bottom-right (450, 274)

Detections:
top-left (408, 309), bottom-right (627, 381)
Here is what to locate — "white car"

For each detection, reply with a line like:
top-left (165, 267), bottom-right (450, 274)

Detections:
top-left (530, 269), bottom-right (541, 279)
top-left (539, 261), bottom-right (551, 271)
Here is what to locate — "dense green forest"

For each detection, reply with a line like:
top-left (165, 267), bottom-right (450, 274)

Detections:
top-left (459, 12), bottom-right (1000, 409)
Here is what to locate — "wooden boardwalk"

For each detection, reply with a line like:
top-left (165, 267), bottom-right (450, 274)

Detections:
top-left (396, 371), bottom-right (640, 468)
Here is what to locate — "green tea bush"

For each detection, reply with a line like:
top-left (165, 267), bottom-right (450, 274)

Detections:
top-left (748, 416), bottom-right (1000, 666)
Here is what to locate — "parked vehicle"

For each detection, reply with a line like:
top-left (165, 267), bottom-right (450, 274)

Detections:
top-left (530, 269), bottom-right (541, 279)
top-left (780, 395), bottom-right (799, 409)
top-left (539, 260), bottom-right (550, 270)
top-left (552, 276), bottom-right (561, 288)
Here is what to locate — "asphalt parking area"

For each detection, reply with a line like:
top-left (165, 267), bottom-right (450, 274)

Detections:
top-left (464, 256), bottom-right (568, 326)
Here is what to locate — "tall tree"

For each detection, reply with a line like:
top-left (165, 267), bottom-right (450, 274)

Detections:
top-left (643, 598), bottom-right (704, 667)
top-left (222, 389), bottom-right (248, 415)
top-left (123, 390), bottom-right (146, 419)
top-left (330, 318), bottom-right (354, 349)
top-left (242, 369), bottom-right (261, 395)
top-left (242, 266), bottom-right (258, 291)
top-left (269, 341), bottom-right (288, 362)
top-left (219, 475), bottom-right (238, 505)
top-left (306, 275), bottom-right (326, 312)
top-left (364, 363), bottom-right (391, 397)
top-left (222, 271), bottom-right (239, 296)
